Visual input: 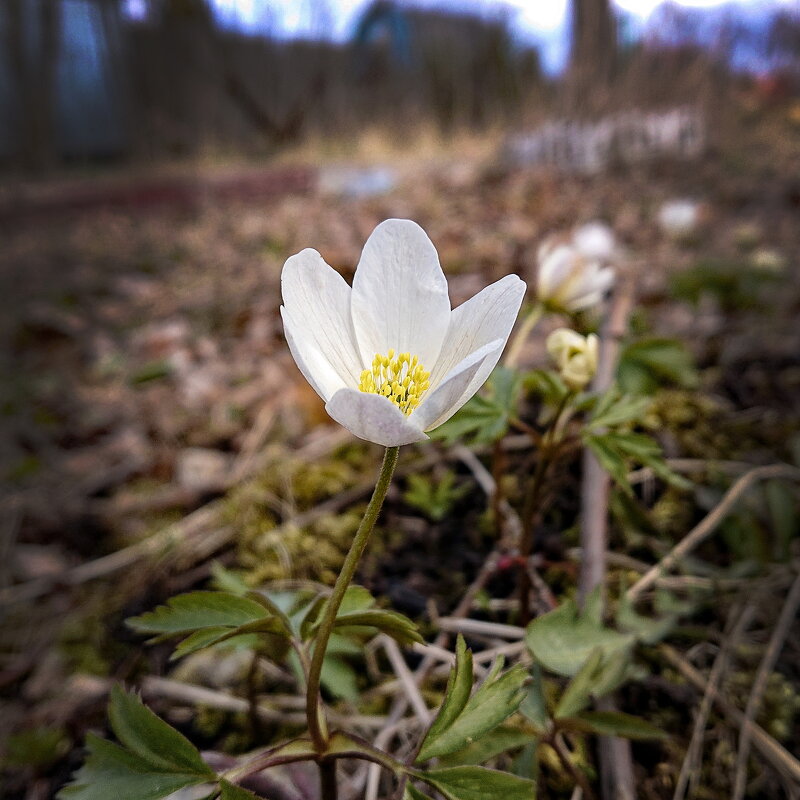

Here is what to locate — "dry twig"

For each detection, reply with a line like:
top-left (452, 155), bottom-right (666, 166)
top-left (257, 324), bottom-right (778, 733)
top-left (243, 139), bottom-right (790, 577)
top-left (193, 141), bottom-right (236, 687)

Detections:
top-left (732, 571), bottom-right (800, 800)
top-left (627, 464), bottom-right (800, 602)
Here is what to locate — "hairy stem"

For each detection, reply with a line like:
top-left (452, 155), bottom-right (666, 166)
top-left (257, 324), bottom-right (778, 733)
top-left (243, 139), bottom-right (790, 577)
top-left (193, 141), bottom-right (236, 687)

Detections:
top-left (306, 446), bottom-right (400, 752)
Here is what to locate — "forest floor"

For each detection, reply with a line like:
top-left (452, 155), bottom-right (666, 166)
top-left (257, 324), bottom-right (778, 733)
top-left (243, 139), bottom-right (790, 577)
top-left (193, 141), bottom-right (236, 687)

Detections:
top-left (1, 103), bottom-right (799, 799)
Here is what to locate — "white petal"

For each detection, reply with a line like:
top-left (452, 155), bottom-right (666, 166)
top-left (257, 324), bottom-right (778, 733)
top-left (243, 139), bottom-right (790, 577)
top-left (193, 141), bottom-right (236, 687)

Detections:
top-left (281, 248), bottom-right (364, 401)
top-left (562, 266), bottom-right (614, 310)
top-left (325, 389), bottom-right (429, 447)
top-left (350, 219), bottom-right (451, 370)
top-left (428, 274), bottom-right (526, 392)
top-left (411, 339), bottom-right (503, 431)
top-left (537, 245), bottom-right (576, 301)
top-left (281, 307), bottom-right (332, 400)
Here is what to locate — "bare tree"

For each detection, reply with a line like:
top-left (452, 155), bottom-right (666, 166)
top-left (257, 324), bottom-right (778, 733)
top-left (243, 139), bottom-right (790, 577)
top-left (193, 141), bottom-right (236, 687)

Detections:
top-left (568, 0), bottom-right (617, 110)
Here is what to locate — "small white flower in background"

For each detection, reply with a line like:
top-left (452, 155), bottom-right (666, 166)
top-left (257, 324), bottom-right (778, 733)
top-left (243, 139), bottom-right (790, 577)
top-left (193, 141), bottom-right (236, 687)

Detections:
top-left (657, 199), bottom-right (702, 239)
top-left (536, 225), bottom-right (615, 313)
top-left (572, 221), bottom-right (617, 263)
top-left (751, 247), bottom-right (786, 273)
top-left (281, 219), bottom-right (526, 447)
top-left (546, 328), bottom-right (599, 391)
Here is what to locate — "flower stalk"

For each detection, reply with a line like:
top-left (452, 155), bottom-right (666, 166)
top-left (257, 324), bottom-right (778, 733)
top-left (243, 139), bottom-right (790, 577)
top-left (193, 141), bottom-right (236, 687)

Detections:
top-left (306, 445), bottom-right (400, 756)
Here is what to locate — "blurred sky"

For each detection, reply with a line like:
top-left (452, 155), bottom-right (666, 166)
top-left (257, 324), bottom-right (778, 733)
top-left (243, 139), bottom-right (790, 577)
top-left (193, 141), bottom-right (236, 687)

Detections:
top-left (123, 0), bottom-right (799, 72)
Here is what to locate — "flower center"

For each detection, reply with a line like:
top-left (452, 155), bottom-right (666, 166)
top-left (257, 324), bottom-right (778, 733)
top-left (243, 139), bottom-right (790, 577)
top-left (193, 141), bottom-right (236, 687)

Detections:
top-left (358, 350), bottom-right (430, 416)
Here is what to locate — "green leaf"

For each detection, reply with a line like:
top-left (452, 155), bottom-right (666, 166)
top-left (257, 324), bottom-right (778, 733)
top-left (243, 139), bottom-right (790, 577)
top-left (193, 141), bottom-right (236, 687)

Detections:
top-left (765, 480), bottom-right (798, 560)
top-left (128, 591), bottom-right (288, 637)
top-left (127, 591), bottom-right (291, 660)
top-left (419, 635), bottom-right (474, 757)
top-left (417, 640), bottom-right (529, 762)
top-left (523, 369), bottom-right (569, 406)
top-left (333, 609), bottom-right (424, 646)
top-left (585, 434), bottom-right (631, 493)
top-left (519, 664), bottom-right (549, 734)
top-left (404, 784), bottom-right (435, 800)
top-left (414, 766), bottom-right (536, 800)
top-left (404, 471), bottom-right (470, 522)
top-left (57, 734), bottom-right (210, 800)
top-left (209, 563), bottom-right (250, 595)
top-left (431, 367), bottom-right (520, 446)
top-left (107, 687), bottom-right (214, 776)
top-left (320, 656), bottom-right (359, 701)
top-left (617, 338), bottom-right (698, 395)
top-left (437, 725), bottom-right (534, 767)
top-left (554, 648), bottom-right (604, 718)
top-left (566, 711), bottom-right (669, 740)
top-left (584, 431), bottom-right (690, 494)
top-left (615, 593), bottom-right (676, 645)
top-left (219, 780), bottom-right (261, 799)
top-left (525, 595), bottom-right (634, 677)
top-left (587, 390), bottom-right (651, 430)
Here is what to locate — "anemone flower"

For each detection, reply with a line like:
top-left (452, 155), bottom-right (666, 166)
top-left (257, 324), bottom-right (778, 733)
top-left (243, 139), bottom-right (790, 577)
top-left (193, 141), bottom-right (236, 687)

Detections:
top-left (281, 219), bottom-right (525, 447)
top-left (536, 240), bottom-right (614, 313)
top-left (546, 328), bottom-right (599, 391)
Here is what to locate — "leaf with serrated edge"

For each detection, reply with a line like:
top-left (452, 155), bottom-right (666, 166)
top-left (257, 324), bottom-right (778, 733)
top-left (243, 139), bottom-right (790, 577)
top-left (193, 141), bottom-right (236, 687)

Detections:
top-left (417, 658), bottom-right (529, 762)
top-left (437, 725), bottom-right (534, 767)
top-left (107, 687), bottom-right (214, 776)
top-left (414, 766), bottom-right (535, 800)
top-left (57, 734), bottom-right (211, 800)
top-left (417, 635), bottom-right (473, 760)
top-left (127, 592), bottom-right (271, 636)
top-left (219, 780), bottom-right (261, 799)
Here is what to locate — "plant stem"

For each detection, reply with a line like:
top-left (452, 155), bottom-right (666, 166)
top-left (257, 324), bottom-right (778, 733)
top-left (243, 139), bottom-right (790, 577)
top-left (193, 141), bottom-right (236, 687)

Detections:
top-left (306, 445), bottom-right (400, 753)
top-left (319, 759), bottom-right (338, 800)
top-left (517, 392), bottom-right (572, 624)
top-left (504, 302), bottom-right (544, 368)
top-left (551, 732), bottom-right (597, 800)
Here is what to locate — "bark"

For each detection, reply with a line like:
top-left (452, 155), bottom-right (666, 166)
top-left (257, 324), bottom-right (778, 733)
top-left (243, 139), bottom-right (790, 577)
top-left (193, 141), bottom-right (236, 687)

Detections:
top-left (569, 0), bottom-right (617, 110)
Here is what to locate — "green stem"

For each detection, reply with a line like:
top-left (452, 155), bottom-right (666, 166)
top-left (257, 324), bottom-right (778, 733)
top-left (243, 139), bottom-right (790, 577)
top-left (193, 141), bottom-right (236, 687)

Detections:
top-left (504, 303), bottom-right (544, 368)
top-left (306, 445), bottom-right (400, 752)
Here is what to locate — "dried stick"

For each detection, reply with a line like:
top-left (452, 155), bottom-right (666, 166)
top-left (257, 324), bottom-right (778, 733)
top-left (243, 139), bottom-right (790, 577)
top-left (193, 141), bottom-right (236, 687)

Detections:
top-left (578, 279), bottom-right (637, 800)
top-left (732, 571), bottom-right (800, 800)
top-left (659, 645), bottom-right (800, 785)
top-left (381, 636), bottom-right (431, 726)
top-left (436, 617), bottom-right (525, 640)
top-left (578, 277), bottom-right (635, 606)
top-left (140, 676), bottom-right (387, 730)
top-left (627, 464), bottom-right (800, 603)
top-left (673, 603), bottom-right (756, 800)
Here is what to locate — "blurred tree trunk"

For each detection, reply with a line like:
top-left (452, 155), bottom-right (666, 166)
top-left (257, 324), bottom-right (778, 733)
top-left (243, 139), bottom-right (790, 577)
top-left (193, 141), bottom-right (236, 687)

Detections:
top-left (568, 0), bottom-right (617, 111)
top-left (13, 0), bottom-right (62, 170)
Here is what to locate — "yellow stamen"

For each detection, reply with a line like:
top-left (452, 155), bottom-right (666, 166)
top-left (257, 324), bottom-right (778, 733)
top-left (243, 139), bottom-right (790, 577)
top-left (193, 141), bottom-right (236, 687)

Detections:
top-left (358, 351), bottom-right (430, 415)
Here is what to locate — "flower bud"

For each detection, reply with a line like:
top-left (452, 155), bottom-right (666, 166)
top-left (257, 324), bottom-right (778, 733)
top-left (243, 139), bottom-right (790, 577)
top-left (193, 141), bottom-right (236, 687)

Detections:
top-left (536, 234), bottom-right (614, 313)
top-left (546, 328), bottom-right (599, 391)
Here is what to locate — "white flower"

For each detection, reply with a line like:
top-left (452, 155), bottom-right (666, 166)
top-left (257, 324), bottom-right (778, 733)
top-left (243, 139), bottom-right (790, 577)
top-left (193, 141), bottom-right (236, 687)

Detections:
top-left (573, 221), bottom-right (617, 263)
top-left (281, 219), bottom-right (526, 447)
top-left (546, 328), bottom-right (599, 391)
top-left (536, 239), bottom-right (614, 313)
top-left (657, 199), bottom-right (701, 239)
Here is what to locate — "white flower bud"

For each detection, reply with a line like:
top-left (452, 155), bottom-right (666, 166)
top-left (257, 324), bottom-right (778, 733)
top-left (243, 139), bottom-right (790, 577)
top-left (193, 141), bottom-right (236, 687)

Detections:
top-left (546, 328), bottom-right (599, 391)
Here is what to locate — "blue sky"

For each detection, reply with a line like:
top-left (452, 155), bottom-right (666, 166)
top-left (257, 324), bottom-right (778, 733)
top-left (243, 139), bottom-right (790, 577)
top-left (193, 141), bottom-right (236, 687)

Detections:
top-left (208, 0), bottom-right (796, 38)
top-left (122, 0), bottom-right (797, 72)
